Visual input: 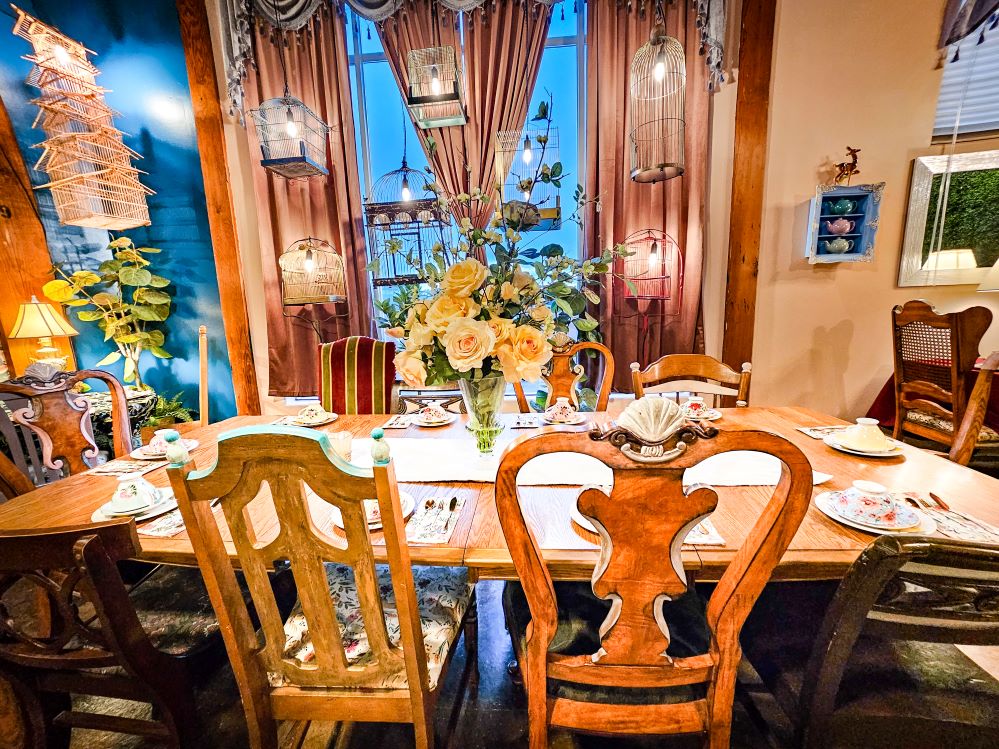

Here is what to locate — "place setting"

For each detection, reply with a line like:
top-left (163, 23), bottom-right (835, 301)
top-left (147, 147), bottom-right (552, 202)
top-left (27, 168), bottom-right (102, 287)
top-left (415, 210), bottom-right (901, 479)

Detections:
top-left (92, 473), bottom-right (178, 525)
top-left (541, 397), bottom-right (589, 426)
top-left (681, 395), bottom-right (722, 422)
top-left (822, 417), bottom-right (904, 459)
top-left (130, 428), bottom-right (199, 461)
top-left (815, 480), bottom-right (936, 536)
top-left (273, 404), bottom-right (339, 428)
top-left (411, 403), bottom-right (458, 428)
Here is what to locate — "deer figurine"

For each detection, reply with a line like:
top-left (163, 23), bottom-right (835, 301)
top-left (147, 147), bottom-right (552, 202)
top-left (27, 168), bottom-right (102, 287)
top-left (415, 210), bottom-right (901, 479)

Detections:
top-left (834, 146), bottom-right (861, 185)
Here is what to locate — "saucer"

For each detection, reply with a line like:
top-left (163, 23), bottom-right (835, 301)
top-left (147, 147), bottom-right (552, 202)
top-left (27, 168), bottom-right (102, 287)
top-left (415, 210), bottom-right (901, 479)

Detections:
top-left (815, 491), bottom-right (935, 535)
top-left (130, 439), bottom-right (199, 460)
top-left (92, 489), bottom-right (178, 523)
top-left (823, 435), bottom-right (903, 458)
top-left (328, 491), bottom-right (416, 531)
top-left (542, 413), bottom-right (588, 426)
top-left (684, 408), bottom-right (722, 422)
top-left (413, 412), bottom-right (457, 427)
top-left (290, 413), bottom-right (338, 427)
top-left (826, 489), bottom-right (920, 529)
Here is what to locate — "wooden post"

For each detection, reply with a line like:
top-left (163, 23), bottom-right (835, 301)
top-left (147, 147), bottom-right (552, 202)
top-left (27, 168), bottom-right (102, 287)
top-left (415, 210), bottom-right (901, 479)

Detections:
top-left (174, 0), bottom-right (261, 415)
top-left (721, 0), bottom-right (778, 371)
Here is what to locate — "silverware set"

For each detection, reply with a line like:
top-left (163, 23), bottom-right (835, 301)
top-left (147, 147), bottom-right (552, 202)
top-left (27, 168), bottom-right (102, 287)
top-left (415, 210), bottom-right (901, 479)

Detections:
top-left (903, 492), bottom-right (999, 543)
top-left (419, 496), bottom-right (461, 539)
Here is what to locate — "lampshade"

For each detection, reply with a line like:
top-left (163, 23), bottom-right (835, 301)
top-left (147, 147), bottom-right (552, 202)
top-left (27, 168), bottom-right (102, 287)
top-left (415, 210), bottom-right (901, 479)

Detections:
top-left (920, 248), bottom-right (977, 272)
top-left (978, 258), bottom-right (999, 292)
top-left (8, 295), bottom-right (79, 339)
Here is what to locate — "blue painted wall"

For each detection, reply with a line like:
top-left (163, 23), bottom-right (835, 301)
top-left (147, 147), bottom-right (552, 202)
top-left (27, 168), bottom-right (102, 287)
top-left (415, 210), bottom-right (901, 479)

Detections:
top-left (0, 0), bottom-right (237, 419)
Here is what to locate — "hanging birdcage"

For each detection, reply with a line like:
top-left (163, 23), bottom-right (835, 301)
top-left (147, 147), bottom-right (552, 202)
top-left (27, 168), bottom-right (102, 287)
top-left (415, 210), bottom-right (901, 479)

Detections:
top-left (279, 237), bottom-right (347, 306)
top-left (629, 21), bottom-right (686, 184)
top-left (406, 46), bottom-right (467, 129)
top-left (616, 229), bottom-right (683, 313)
top-left (495, 126), bottom-right (561, 231)
top-left (249, 95), bottom-right (330, 179)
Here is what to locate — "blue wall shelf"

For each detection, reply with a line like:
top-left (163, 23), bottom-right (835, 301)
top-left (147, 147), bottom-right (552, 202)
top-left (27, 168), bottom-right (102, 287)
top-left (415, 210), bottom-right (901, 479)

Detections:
top-left (805, 182), bottom-right (885, 264)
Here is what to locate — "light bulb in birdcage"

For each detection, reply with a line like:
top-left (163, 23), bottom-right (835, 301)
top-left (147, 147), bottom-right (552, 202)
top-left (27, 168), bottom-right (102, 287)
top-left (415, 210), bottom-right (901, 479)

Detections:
top-left (52, 43), bottom-right (71, 66)
top-left (648, 240), bottom-right (660, 271)
top-left (653, 49), bottom-right (666, 82)
top-left (430, 65), bottom-right (442, 95)
top-left (407, 47), bottom-right (466, 128)
top-left (285, 107), bottom-right (299, 138)
top-left (249, 96), bottom-right (330, 179)
top-left (303, 248), bottom-right (315, 273)
top-left (279, 237), bottom-right (346, 306)
top-left (522, 134), bottom-right (533, 165)
top-left (400, 174), bottom-right (412, 202)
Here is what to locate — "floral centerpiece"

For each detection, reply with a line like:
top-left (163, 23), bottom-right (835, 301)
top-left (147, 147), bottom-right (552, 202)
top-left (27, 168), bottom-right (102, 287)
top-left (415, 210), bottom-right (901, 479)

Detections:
top-left (372, 99), bottom-right (627, 454)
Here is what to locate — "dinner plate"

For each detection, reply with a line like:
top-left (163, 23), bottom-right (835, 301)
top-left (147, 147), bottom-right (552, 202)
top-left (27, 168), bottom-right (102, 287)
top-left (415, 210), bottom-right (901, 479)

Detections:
top-left (815, 492), bottom-right (936, 535)
top-left (542, 413), bottom-right (588, 426)
top-left (328, 491), bottom-right (416, 531)
top-left (412, 413), bottom-right (457, 428)
top-left (130, 439), bottom-right (199, 461)
top-left (823, 435), bottom-right (903, 458)
top-left (825, 489), bottom-right (920, 529)
top-left (289, 413), bottom-right (338, 428)
top-left (684, 408), bottom-right (722, 422)
top-left (92, 489), bottom-right (178, 523)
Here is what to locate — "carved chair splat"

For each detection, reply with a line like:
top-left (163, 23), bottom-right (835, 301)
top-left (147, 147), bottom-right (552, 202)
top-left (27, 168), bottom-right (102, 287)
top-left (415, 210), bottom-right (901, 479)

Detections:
top-left (514, 338), bottom-right (615, 413)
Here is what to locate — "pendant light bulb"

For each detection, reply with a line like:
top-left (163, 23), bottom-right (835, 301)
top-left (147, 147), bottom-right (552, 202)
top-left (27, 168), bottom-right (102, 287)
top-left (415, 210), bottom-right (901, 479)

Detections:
top-left (52, 44), bottom-right (71, 66)
top-left (304, 248), bottom-right (315, 273)
top-left (653, 48), bottom-right (666, 82)
top-left (401, 175), bottom-right (412, 202)
top-left (522, 134), bottom-right (533, 164)
top-left (523, 190), bottom-right (531, 201)
top-left (430, 65), bottom-right (442, 96)
top-left (284, 107), bottom-right (299, 138)
top-left (648, 240), bottom-right (660, 271)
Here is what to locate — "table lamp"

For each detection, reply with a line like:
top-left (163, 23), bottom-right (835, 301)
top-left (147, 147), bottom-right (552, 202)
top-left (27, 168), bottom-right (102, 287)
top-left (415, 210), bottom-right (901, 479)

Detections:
top-left (7, 295), bottom-right (79, 369)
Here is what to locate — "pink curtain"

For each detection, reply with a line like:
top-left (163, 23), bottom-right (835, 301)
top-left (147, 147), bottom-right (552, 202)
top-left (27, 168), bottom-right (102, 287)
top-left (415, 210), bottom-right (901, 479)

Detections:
top-left (378, 0), bottom-right (552, 228)
top-left (245, 7), bottom-right (375, 397)
top-left (584, 0), bottom-right (709, 391)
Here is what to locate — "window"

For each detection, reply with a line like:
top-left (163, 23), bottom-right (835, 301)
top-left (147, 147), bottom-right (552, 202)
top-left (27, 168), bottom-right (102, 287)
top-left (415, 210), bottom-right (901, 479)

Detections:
top-left (934, 22), bottom-right (999, 138)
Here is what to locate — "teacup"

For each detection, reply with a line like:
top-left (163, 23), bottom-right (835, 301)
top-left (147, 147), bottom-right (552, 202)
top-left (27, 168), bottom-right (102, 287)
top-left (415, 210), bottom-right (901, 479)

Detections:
top-left (824, 218), bottom-right (855, 235)
top-left (145, 429), bottom-right (174, 455)
top-left (684, 396), bottom-right (706, 417)
top-left (111, 473), bottom-right (158, 514)
top-left (827, 198), bottom-right (857, 215)
top-left (840, 417), bottom-right (890, 452)
top-left (836, 480), bottom-right (896, 524)
top-left (297, 405), bottom-right (329, 424)
top-left (820, 238), bottom-right (854, 254)
top-left (419, 404), bottom-right (449, 423)
top-left (545, 397), bottom-right (577, 423)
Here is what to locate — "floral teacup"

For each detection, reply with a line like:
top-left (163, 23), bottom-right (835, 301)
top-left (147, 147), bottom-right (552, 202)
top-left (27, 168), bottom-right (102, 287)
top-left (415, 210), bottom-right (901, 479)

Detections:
top-left (545, 397), bottom-right (577, 423)
top-left (418, 404), bottom-right (449, 423)
top-left (832, 480), bottom-right (918, 529)
top-left (145, 429), bottom-right (174, 456)
top-left (111, 473), bottom-right (158, 514)
top-left (683, 396), bottom-right (706, 418)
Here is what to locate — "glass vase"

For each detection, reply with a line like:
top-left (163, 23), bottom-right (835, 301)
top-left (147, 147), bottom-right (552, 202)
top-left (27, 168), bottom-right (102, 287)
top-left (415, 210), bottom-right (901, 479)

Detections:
top-left (458, 375), bottom-right (506, 455)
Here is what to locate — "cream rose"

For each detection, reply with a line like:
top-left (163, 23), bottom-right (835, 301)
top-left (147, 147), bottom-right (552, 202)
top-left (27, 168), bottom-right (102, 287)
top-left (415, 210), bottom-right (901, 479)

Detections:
top-left (386, 326), bottom-right (404, 338)
top-left (485, 317), bottom-right (515, 348)
top-left (394, 349), bottom-right (427, 388)
top-left (405, 302), bottom-right (428, 328)
top-left (425, 294), bottom-right (481, 334)
top-left (441, 258), bottom-right (488, 297)
top-left (528, 305), bottom-right (552, 323)
top-left (405, 321), bottom-right (435, 349)
top-left (500, 281), bottom-right (518, 302)
top-left (442, 318), bottom-right (496, 373)
top-left (496, 325), bottom-right (553, 383)
top-left (512, 267), bottom-right (535, 291)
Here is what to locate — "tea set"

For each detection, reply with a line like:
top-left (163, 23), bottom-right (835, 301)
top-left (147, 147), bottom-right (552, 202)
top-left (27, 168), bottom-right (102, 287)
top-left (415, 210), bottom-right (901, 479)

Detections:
top-left (131, 429), bottom-right (199, 460)
top-left (815, 480), bottom-right (935, 535)
top-left (681, 396), bottom-right (722, 421)
top-left (289, 405), bottom-right (338, 427)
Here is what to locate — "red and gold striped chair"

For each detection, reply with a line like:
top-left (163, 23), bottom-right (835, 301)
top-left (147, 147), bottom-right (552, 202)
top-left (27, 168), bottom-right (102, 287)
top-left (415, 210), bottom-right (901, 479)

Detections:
top-left (317, 336), bottom-right (396, 414)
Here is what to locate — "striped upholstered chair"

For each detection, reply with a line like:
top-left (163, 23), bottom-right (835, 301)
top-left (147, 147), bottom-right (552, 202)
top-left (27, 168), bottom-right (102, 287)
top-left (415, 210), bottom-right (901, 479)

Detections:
top-left (317, 336), bottom-right (396, 414)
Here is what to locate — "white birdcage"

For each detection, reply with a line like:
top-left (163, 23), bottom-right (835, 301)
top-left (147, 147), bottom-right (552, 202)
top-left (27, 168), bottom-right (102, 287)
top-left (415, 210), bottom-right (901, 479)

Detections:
top-left (249, 95), bottom-right (330, 179)
top-left (279, 238), bottom-right (347, 306)
top-left (495, 125), bottom-right (561, 231)
top-left (406, 46), bottom-right (466, 129)
top-left (629, 23), bottom-right (686, 184)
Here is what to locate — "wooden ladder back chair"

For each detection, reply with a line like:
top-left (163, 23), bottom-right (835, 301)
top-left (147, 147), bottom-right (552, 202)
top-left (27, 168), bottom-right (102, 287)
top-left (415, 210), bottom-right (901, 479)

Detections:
top-left (167, 426), bottom-right (476, 749)
top-left (318, 336), bottom-right (396, 415)
top-left (891, 299), bottom-right (993, 446)
top-left (630, 354), bottom-right (752, 407)
top-left (0, 520), bottom-right (203, 747)
top-left (949, 350), bottom-right (999, 465)
top-left (0, 368), bottom-right (131, 480)
top-left (494, 409), bottom-right (813, 748)
top-left (513, 337), bottom-right (615, 413)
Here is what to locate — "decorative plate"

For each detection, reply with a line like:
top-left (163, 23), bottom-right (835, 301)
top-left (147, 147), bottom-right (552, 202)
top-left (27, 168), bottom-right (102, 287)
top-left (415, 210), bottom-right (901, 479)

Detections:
top-left (826, 489), bottom-right (920, 529)
top-left (815, 492), bottom-right (936, 535)
top-left (130, 440), bottom-right (199, 461)
top-left (412, 412), bottom-right (457, 427)
top-left (92, 489), bottom-right (178, 523)
top-left (542, 413), bottom-right (588, 426)
top-left (328, 491), bottom-right (416, 531)
top-left (823, 435), bottom-right (903, 458)
top-left (684, 408), bottom-right (722, 422)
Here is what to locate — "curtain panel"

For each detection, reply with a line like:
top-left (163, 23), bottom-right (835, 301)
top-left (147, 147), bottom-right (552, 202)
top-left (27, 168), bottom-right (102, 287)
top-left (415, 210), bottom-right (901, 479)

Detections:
top-left (244, 6), bottom-right (375, 397)
top-left (940, 0), bottom-right (999, 48)
top-left (377, 0), bottom-right (553, 229)
top-left (583, 0), bottom-right (709, 392)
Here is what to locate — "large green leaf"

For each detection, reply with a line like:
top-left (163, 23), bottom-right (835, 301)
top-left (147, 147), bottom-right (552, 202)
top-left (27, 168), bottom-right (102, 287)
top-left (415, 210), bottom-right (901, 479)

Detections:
top-left (98, 259), bottom-right (123, 274)
top-left (137, 289), bottom-right (171, 305)
top-left (149, 346), bottom-right (172, 359)
top-left (554, 298), bottom-right (574, 317)
top-left (147, 275), bottom-right (170, 288)
top-left (115, 332), bottom-right (144, 344)
top-left (123, 357), bottom-right (136, 382)
top-left (132, 304), bottom-right (169, 322)
top-left (76, 310), bottom-right (104, 322)
top-left (71, 270), bottom-right (101, 287)
top-left (92, 292), bottom-right (117, 307)
top-left (42, 279), bottom-right (75, 302)
top-left (574, 317), bottom-right (599, 332)
top-left (94, 351), bottom-right (122, 366)
top-left (146, 329), bottom-right (165, 347)
top-left (119, 267), bottom-right (152, 286)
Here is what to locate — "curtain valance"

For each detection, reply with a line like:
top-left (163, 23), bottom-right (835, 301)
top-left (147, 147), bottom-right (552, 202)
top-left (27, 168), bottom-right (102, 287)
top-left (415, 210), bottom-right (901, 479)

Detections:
top-left (940, 0), bottom-right (999, 48)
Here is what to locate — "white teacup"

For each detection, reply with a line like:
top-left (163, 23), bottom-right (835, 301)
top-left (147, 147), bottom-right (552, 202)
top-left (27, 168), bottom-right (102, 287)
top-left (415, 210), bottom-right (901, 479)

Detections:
top-left (545, 397), bottom-right (577, 423)
top-left (840, 417), bottom-right (890, 452)
top-left (111, 473), bottom-right (159, 514)
top-left (145, 428), bottom-right (174, 455)
top-left (297, 405), bottom-right (330, 424)
top-left (684, 396), bottom-right (706, 417)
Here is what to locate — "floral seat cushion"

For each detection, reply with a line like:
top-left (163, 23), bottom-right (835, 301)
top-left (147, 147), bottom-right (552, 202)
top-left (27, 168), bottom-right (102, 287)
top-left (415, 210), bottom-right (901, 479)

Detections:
top-left (276, 564), bottom-right (473, 690)
top-left (904, 409), bottom-right (999, 443)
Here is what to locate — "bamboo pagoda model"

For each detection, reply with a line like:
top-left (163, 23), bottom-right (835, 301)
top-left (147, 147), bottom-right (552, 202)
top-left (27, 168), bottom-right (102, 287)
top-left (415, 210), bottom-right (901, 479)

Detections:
top-left (12, 7), bottom-right (153, 230)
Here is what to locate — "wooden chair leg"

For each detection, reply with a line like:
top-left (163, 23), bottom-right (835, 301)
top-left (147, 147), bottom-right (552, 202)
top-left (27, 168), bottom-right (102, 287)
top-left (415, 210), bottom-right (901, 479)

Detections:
top-left (464, 593), bottom-right (479, 691)
top-left (414, 703), bottom-right (436, 749)
top-left (525, 652), bottom-right (548, 749)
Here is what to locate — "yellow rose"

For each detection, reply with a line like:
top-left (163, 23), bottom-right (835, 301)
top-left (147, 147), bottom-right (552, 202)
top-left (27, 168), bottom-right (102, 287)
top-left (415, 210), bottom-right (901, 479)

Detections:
top-left (386, 327), bottom-right (404, 338)
top-left (496, 325), bottom-right (553, 383)
top-left (405, 302), bottom-right (428, 328)
top-left (500, 281), bottom-right (518, 302)
top-left (394, 349), bottom-right (427, 388)
top-left (425, 294), bottom-right (481, 334)
top-left (512, 267), bottom-right (535, 290)
top-left (406, 321), bottom-right (435, 349)
top-left (528, 305), bottom-right (552, 322)
top-left (442, 318), bottom-right (496, 373)
top-left (441, 258), bottom-right (488, 297)
top-left (485, 317), bottom-right (515, 349)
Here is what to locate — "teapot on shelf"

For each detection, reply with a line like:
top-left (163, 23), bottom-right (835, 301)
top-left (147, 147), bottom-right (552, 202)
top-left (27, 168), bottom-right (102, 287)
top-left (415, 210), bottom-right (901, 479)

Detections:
top-left (826, 198), bottom-right (857, 215)
top-left (824, 218), bottom-right (855, 235)
top-left (820, 238), bottom-right (854, 254)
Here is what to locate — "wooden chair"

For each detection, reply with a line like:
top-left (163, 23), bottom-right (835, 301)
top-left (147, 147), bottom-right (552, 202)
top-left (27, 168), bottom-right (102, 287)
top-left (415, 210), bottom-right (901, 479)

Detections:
top-left (167, 426), bottom-right (477, 749)
top-left (0, 368), bottom-right (131, 481)
top-left (513, 337), bottom-right (615, 413)
top-left (948, 351), bottom-right (999, 466)
top-left (892, 299), bottom-right (994, 448)
top-left (494, 418), bottom-right (813, 748)
top-left (0, 519), bottom-right (273, 747)
top-left (630, 354), bottom-right (752, 407)
top-left (317, 336), bottom-right (396, 415)
top-left (740, 536), bottom-right (999, 748)
top-left (0, 452), bottom-right (33, 502)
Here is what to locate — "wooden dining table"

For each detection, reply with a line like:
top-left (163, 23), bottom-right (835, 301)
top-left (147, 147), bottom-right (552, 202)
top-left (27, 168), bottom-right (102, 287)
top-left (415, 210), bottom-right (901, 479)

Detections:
top-left (1, 406), bottom-right (997, 582)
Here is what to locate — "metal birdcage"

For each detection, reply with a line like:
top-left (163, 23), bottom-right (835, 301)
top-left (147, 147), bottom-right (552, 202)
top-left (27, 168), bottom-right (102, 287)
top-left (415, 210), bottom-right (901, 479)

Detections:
top-left (629, 22), bottom-right (686, 184)
top-left (249, 95), bottom-right (330, 179)
top-left (616, 229), bottom-right (683, 312)
top-left (406, 46), bottom-right (467, 129)
top-left (279, 237), bottom-right (347, 305)
top-left (495, 126), bottom-right (561, 231)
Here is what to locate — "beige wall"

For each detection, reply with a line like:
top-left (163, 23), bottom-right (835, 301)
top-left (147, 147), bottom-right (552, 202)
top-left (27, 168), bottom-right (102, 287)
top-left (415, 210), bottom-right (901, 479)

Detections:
top-left (703, 0), bottom-right (999, 420)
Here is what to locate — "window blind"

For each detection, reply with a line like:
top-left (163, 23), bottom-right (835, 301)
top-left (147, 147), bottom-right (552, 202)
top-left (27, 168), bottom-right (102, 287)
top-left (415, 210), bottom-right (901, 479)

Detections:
top-left (935, 28), bottom-right (999, 137)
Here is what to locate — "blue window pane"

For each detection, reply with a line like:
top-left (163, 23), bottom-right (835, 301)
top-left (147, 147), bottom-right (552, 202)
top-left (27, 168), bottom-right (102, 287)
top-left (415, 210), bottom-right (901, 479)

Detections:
top-left (362, 61), bottom-right (430, 189)
top-left (547, 1), bottom-right (578, 39)
top-left (359, 14), bottom-right (383, 55)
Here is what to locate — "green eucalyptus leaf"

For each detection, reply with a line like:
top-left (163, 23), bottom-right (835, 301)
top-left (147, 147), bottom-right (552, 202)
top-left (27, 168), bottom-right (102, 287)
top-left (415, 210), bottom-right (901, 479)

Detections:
top-left (574, 318), bottom-right (599, 332)
top-left (146, 330), bottom-right (165, 347)
top-left (583, 287), bottom-right (601, 305)
top-left (554, 298), bottom-right (574, 317)
top-left (139, 289), bottom-right (171, 304)
top-left (131, 305), bottom-right (162, 322)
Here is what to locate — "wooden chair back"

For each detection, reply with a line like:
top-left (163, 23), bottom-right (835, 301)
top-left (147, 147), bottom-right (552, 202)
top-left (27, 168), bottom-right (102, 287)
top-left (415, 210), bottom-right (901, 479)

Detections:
top-left (630, 354), bottom-right (752, 407)
top-left (494, 421), bottom-right (813, 748)
top-left (0, 520), bottom-right (198, 745)
top-left (891, 299), bottom-right (992, 445)
top-left (0, 369), bottom-right (131, 479)
top-left (949, 351), bottom-right (999, 465)
top-left (795, 535), bottom-right (999, 748)
top-left (167, 426), bottom-right (433, 749)
top-left (0, 451), bottom-right (33, 502)
top-left (513, 339), bottom-right (615, 413)
top-left (317, 336), bottom-right (396, 415)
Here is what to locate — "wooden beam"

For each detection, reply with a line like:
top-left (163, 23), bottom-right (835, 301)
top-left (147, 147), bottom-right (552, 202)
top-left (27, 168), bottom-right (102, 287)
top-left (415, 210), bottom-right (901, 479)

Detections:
top-left (721, 0), bottom-right (777, 371)
top-left (175, 0), bottom-right (261, 415)
top-left (0, 96), bottom-right (76, 376)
